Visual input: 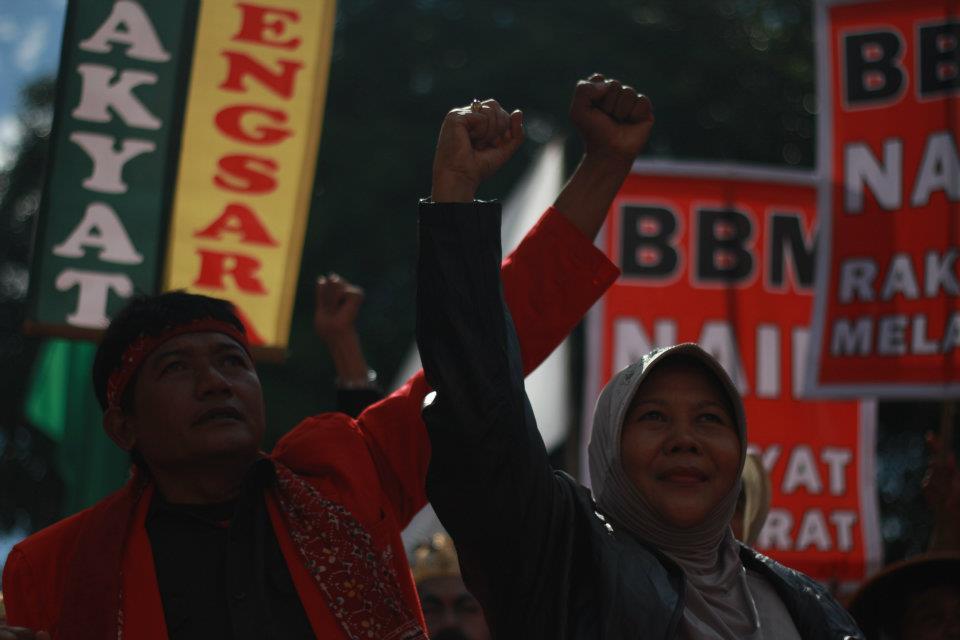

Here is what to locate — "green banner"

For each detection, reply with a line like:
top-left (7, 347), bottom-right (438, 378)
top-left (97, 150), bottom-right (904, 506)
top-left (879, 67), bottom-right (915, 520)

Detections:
top-left (28, 0), bottom-right (197, 335)
top-left (26, 339), bottom-right (129, 513)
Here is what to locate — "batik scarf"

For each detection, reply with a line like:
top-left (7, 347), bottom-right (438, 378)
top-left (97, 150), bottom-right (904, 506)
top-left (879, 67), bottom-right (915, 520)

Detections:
top-left (57, 462), bottom-right (425, 640)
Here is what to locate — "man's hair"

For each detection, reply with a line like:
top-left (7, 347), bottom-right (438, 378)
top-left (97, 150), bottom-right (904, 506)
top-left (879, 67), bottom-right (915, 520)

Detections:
top-left (92, 291), bottom-right (246, 411)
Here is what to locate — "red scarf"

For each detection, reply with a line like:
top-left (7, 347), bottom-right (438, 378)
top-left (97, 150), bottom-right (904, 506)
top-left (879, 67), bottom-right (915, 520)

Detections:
top-left (56, 463), bottom-right (425, 640)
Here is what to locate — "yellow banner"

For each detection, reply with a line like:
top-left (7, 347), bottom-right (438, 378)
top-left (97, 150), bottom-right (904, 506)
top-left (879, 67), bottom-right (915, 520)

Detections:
top-left (164, 0), bottom-right (335, 351)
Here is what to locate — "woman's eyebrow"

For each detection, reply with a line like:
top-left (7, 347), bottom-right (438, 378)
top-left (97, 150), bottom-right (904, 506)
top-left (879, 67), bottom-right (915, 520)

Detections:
top-left (695, 400), bottom-right (732, 413)
top-left (630, 397), bottom-right (666, 406)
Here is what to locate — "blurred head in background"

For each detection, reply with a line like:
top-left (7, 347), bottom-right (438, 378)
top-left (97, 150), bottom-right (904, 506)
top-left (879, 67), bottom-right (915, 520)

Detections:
top-left (731, 451), bottom-right (772, 546)
top-left (848, 552), bottom-right (960, 640)
top-left (412, 533), bottom-right (491, 640)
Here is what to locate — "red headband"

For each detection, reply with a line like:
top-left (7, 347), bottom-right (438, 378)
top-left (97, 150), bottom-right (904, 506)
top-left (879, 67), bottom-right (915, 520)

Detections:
top-left (105, 318), bottom-right (250, 410)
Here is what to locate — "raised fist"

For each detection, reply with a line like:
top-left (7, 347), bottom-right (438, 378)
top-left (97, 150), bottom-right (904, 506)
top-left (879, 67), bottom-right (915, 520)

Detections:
top-left (313, 273), bottom-right (365, 341)
top-left (431, 99), bottom-right (524, 202)
top-left (569, 73), bottom-right (654, 162)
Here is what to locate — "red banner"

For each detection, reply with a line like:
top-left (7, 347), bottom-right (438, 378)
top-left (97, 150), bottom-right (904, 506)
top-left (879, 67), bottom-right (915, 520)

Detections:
top-left (808, 0), bottom-right (960, 397)
top-left (582, 161), bottom-right (880, 590)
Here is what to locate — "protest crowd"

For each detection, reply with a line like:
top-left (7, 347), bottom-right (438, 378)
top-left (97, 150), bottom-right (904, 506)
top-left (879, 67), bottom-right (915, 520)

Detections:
top-left (1, 1), bottom-right (960, 639)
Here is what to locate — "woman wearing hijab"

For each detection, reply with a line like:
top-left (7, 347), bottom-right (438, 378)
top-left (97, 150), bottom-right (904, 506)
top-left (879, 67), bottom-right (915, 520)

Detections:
top-left (415, 80), bottom-right (863, 640)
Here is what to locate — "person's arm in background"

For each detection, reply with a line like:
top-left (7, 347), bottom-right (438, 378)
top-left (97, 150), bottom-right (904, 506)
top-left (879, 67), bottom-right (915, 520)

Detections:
top-left (313, 273), bottom-right (384, 417)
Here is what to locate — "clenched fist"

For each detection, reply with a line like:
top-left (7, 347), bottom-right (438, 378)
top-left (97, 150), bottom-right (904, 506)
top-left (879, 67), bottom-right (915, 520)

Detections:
top-left (570, 73), bottom-right (654, 162)
top-left (431, 99), bottom-right (524, 202)
top-left (313, 273), bottom-right (364, 342)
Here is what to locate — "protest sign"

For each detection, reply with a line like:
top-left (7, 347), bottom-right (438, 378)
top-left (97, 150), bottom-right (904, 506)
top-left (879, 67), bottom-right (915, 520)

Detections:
top-left (28, 0), bottom-right (335, 353)
top-left (163, 0), bottom-right (336, 351)
top-left (583, 160), bottom-right (880, 588)
top-left (808, 0), bottom-right (960, 397)
top-left (27, 0), bottom-right (197, 335)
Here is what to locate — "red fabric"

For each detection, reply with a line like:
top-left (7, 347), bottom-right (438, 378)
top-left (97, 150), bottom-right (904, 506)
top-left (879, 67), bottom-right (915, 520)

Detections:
top-left (271, 462), bottom-right (424, 640)
top-left (2, 207), bottom-right (620, 639)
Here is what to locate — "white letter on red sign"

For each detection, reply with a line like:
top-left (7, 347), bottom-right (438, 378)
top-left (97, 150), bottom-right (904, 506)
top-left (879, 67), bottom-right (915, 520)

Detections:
top-left (612, 318), bottom-right (677, 372)
top-left (924, 249), bottom-right (960, 297)
top-left (880, 254), bottom-right (920, 301)
top-left (831, 318), bottom-right (873, 356)
top-left (912, 315), bottom-right (940, 355)
top-left (756, 324), bottom-right (780, 399)
top-left (877, 314), bottom-right (908, 356)
top-left (757, 509), bottom-right (793, 550)
top-left (844, 140), bottom-right (902, 213)
top-left (796, 509), bottom-right (831, 551)
top-left (782, 445), bottom-right (823, 495)
top-left (820, 447), bottom-right (852, 495)
top-left (829, 511), bottom-right (857, 552)
top-left (911, 131), bottom-right (960, 207)
top-left (838, 258), bottom-right (878, 303)
top-left (791, 327), bottom-right (810, 399)
top-left (698, 321), bottom-right (749, 394)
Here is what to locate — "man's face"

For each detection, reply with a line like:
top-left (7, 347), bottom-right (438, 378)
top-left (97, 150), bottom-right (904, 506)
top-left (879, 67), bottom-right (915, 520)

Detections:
top-left (124, 332), bottom-right (265, 471)
top-left (418, 575), bottom-right (491, 640)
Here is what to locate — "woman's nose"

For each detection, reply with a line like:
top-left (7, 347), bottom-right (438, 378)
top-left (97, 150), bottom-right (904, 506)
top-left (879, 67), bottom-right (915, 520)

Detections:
top-left (665, 421), bottom-right (701, 453)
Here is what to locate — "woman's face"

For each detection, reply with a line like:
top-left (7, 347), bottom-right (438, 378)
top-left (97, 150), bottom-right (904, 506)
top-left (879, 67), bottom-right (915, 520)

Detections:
top-left (620, 358), bottom-right (742, 529)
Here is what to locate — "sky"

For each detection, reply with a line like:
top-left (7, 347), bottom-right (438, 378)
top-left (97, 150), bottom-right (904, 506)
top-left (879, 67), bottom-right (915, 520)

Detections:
top-left (0, 0), bottom-right (66, 169)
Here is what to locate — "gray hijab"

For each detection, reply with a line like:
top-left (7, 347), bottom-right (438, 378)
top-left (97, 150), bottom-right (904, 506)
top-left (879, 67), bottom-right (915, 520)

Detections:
top-left (587, 343), bottom-right (762, 639)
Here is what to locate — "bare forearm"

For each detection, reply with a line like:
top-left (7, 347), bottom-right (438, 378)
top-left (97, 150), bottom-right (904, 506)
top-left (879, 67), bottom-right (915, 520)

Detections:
top-left (553, 153), bottom-right (634, 240)
top-left (324, 330), bottom-right (371, 385)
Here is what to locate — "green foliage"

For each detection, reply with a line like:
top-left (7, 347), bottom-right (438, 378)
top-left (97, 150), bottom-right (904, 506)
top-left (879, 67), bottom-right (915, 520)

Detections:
top-left (0, 77), bottom-right (64, 535)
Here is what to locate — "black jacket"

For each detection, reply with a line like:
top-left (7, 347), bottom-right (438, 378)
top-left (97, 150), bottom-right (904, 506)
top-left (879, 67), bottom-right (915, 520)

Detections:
top-left (416, 201), bottom-right (863, 640)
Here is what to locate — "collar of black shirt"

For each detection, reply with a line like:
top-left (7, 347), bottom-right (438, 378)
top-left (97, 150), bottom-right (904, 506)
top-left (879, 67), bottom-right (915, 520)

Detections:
top-left (147, 458), bottom-right (276, 528)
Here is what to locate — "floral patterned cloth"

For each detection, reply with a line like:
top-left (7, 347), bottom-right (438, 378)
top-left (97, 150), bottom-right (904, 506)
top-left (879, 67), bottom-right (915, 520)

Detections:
top-left (272, 462), bottom-right (425, 640)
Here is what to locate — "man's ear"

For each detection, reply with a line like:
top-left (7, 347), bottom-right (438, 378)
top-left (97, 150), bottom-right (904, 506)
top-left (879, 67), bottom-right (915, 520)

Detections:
top-left (103, 406), bottom-right (136, 451)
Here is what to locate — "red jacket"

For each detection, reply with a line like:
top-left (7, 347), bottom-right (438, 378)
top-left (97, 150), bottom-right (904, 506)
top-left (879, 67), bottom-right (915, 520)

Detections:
top-left (2, 207), bottom-right (619, 638)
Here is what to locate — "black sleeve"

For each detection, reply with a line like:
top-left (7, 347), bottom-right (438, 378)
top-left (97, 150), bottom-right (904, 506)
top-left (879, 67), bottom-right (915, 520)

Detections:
top-left (415, 200), bottom-right (572, 618)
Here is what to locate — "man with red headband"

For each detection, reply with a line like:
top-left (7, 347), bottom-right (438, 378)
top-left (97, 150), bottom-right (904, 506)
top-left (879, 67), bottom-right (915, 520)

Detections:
top-left (0, 74), bottom-right (650, 640)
